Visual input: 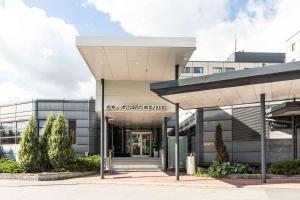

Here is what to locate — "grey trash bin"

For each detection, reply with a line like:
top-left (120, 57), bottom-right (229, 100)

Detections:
top-left (186, 153), bottom-right (196, 175)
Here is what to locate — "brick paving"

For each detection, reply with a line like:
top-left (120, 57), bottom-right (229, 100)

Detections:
top-left (1, 171), bottom-right (300, 189)
top-left (65, 171), bottom-right (300, 188)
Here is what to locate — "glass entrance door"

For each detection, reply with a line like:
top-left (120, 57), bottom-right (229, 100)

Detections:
top-left (131, 132), bottom-right (151, 156)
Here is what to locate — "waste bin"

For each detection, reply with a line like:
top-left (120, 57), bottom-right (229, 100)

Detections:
top-left (186, 153), bottom-right (196, 175)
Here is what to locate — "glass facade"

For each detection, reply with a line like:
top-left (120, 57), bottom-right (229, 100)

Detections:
top-left (0, 99), bottom-right (97, 158)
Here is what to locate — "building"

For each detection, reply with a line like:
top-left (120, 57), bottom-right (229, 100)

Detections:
top-left (286, 30), bottom-right (300, 62)
top-left (1, 33), bottom-right (299, 176)
top-left (0, 99), bottom-right (98, 158)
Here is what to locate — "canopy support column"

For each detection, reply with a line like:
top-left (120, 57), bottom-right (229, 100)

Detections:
top-left (175, 103), bottom-right (180, 181)
top-left (162, 117), bottom-right (168, 171)
top-left (100, 79), bottom-right (105, 179)
top-left (292, 115), bottom-right (297, 159)
top-left (175, 64), bottom-right (180, 181)
top-left (260, 93), bottom-right (266, 184)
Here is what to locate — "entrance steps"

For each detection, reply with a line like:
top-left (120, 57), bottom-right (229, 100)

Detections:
top-left (111, 157), bottom-right (162, 172)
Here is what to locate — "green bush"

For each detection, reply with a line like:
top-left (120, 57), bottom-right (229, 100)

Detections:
top-left (18, 116), bottom-right (39, 172)
top-left (268, 160), bottom-right (300, 176)
top-left (39, 114), bottom-right (54, 170)
top-left (48, 114), bottom-right (74, 169)
top-left (65, 155), bottom-right (100, 172)
top-left (207, 161), bottom-right (251, 178)
top-left (0, 158), bottom-right (25, 173)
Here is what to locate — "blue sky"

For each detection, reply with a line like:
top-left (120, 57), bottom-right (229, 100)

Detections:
top-left (24, 0), bottom-right (129, 35)
top-left (24, 0), bottom-right (249, 35)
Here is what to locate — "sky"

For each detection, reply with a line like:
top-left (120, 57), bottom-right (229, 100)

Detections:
top-left (0, 0), bottom-right (299, 105)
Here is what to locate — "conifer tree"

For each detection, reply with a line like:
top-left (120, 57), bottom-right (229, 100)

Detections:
top-left (18, 116), bottom-right (39, 172)
top-left (48, 114), bottom-right (74, 169)
top-left (39, 114), bottom-right (54, 170)
top-left (214, 123), bottom-right (229, 162)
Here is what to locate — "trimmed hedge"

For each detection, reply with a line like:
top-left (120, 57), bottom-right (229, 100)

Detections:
top-left (268, 159), bottom-right (300, 176)
top-left (0, 158), bottom-right (25, 173)
top-left (65, 155), bottom-right (100, 172)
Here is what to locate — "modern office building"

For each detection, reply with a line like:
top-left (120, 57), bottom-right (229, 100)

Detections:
top-left (286, 30), bottom-right (300, 62)
top-left (1, 34), bottom-right (299, 175)
top-left (0, 99), bottom-right (98, 159)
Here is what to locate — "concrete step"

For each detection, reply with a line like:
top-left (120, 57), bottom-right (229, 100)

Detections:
top-left (111, 157), bottom-right (162, 172)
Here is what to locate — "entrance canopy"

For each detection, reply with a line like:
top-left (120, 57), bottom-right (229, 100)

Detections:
top-left (76, 36), bottom-right (196, 81)
top-left (268, 101), bottom-right (300, 118)
top-left (150, 61), bottom-right (300, 109)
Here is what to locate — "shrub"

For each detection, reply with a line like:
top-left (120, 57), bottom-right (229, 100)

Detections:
top-left (65, 155), bottom-right (100, 172)
top-left (268, 160), bottom-right (300, 176)
top-left (0, 158), bottom-right (25, 173)
top-left (214, 123), bottom-right (229, 162)
top-left (207, 161), bottom-right (251, 178)
top-left (48, 114), bottom-right (74, 169)
top-left (39, 114), bottom-right (54, 170)
top-left (18, 116), bottom-right (39, 172)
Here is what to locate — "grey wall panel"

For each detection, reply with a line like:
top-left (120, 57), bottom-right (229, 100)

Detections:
top-left (233, 152), bottom-right (261, 163)
top-left (38, 102), bottom-right (63, 111)
top-left (76, 128), bottom-right (89, 137)
top-left (232, 106), bottom-right (261, 141)
top-left (76, 120), bottom-right (89, 128)
top-left (89, 120), bottom-right (98, 128)
top-left (89, 112), bottom-right (98, 120)
top-left (73, 144), bottom-right (88, 154)
top-left (203, 120), bottom-right (232, 132)
top-left (233, 141), bottom-right (262, 152)
top-left (203, 131), bottom-right (232, 142)
top-left (64, 111), bottom-right (89, 119)
top-left (203, 141), bottom-right (232, 153)
top-left (38, 111), bottom-right (61, 119)
top-left (76, 137), bottom-right (89, 145)
top-left (64, 103), bottom-right (88, 111)
top-left (269, 139), bottom-right (292, 153)
top-left (269, 152), bottom-right (293, 162)
top-left (203, 109), bottom-right (232, 121)
top-left (203, 153), bottom-right (215, 163)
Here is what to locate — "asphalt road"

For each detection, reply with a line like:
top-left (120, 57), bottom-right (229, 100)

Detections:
top-left (1, 183), bottom-right (300, 200)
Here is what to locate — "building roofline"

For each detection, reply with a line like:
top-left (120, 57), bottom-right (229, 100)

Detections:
top-left (286, 30), bottom-right (300, 42)
top-left (150, 61), bottom-right (300, 96)
top-left (0, 98), bottom-right (95, 108)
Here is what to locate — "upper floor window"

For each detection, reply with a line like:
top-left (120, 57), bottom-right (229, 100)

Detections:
top-left (224, 67), bottom-right (235, 72)
top-left (213, 67), bottom-right (223, 74)
top-left (292, 43), bottom-right (296, 52)
top-left (182, 67), bottom-right (191, 73)
top-left (193, 67), bottom-right (203, 74)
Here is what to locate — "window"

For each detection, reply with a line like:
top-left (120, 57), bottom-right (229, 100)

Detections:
top-left (213, 67), bottom-right (223, 74)
top-left (224, 67), bottom-right (235, 72)
top-left (182, 67), bottom-right (191, 73)
top-left (292, 43), bottom-right (296, 52)
top-left (193, 67), bottom-right (203, 74)
top-left (0, 122), bottom-right (16, 144)
top-left (68, 120), bottom-right (76, 144)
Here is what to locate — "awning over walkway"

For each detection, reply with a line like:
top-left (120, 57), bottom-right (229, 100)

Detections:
top-left (150, 61), bottom-right (300, 109)
top-left (268, 101), bottom-right (300, 118)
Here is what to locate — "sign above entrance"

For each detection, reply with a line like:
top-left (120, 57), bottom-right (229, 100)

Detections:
top-left (106, 104), bottom-right (168, 112)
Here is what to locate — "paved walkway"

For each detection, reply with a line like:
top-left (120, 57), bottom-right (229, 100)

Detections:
top-left (1, 171), bottom-right (300, 189)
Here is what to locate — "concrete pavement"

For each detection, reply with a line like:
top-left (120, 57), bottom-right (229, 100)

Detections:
top-left (1, 172), bottom-right (300, 200)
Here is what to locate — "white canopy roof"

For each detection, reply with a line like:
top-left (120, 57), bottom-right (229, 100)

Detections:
top-left (76, 36), bottom-right (196, 81)
top-left (150, 62), bottom-right (300, 109)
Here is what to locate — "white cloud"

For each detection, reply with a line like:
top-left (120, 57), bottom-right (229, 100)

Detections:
top-left (88, 0), bottom-right (300, 60)
top-left (0, 0), bottom-right (95, 105)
